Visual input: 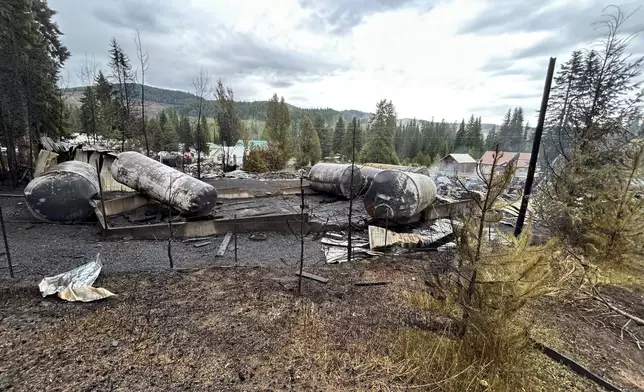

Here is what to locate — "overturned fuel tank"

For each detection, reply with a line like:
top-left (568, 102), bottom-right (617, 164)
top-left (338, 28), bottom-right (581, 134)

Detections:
top-left (111, 151), bottom-right (217, 217)
top-left (358, 166), bottom-right (383, 191)
top-left (363, 170), bottom-right (437, 222)
top-left (363, 163), bottom-right (431, 176)
top-left (24, 161), bottom-right (100, 223)
top-left (308, 163), bottom-right (365, 199)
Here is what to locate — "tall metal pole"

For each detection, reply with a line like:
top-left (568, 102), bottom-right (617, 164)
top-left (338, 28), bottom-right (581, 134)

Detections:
top-left (298, 173), bottom-right (305, 296)
top-left (0, 206), bottom-right (14, 278)
top-left (347, 118), bottom-right (357, 263)
top-left (96, 156), bottom-right (108, 230)
top-left (515, 57), bottom-right (556, 237)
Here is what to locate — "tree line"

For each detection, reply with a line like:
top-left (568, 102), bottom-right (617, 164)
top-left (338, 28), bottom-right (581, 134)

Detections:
top-left (0, 0), bottom-right (70, 183)
top-left (1, 0), bottom-right (581, 181)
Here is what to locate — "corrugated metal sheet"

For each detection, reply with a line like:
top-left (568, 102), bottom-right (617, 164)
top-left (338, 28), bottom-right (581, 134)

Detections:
top-left (74, 150), bottom-right (133, 192)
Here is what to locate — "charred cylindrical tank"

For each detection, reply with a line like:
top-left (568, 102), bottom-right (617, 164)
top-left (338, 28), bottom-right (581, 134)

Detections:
top-left (363, 163), bottom-right (431, 177)
top-left (363, 170), bottom-right (437, 221)
top-left (358, 166), bottom-right (383, 192)
top-left (308, 163), bottom-right (365, 199)
top-left (24, 161), bottom-right (100, 223)
top-left (111, 151), bottom-right (217, 217)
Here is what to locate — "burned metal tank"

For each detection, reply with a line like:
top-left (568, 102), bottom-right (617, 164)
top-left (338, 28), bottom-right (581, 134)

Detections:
top-left (24, 161), bottom-right (100, 223)
top-left (111, 151), bottom-right (217, 217)
top-left (363, 170), bottom-right (437, 222)
top-left (362, 163), bottom-right (431, 176)
top-left (308, 163), bottom-right (365, 199)
top-left (358, 166), bottom-right (383, 192)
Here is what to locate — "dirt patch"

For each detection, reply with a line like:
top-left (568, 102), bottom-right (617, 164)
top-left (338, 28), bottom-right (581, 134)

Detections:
top-left (530, 285), bottom-right (644, 392)
top-left (1, 258), bottom-right (630, 391)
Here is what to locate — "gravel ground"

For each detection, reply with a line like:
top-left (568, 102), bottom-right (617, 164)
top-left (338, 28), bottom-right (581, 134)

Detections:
top-left (0, 195), bottom-right (331, 284)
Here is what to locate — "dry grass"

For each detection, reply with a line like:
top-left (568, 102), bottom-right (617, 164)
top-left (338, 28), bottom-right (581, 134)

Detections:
top-left (594, 255), bottom-right (644, 290)
top-left (401, 290), bottom-right (462, 318)
top-left (391, 288), bottom-right (599, 392)
top-left (283, 299), bottom-right (400, 391)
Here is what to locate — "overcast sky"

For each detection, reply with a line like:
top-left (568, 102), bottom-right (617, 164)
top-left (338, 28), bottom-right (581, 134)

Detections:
top-left (49, 0), bottom-right (644, 124)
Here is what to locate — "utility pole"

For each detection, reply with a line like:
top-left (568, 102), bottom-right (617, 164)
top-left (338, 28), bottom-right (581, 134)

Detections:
top-left (515, 57), bottom-right (556, 237)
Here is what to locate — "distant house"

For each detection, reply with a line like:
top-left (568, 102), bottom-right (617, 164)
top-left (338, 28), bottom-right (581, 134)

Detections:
top-left (440, 153), bottom-right (477, 174)
top-left (208, 139), bottom-right (267, 167)
top-left (479, 151), bottom-right (531, 177)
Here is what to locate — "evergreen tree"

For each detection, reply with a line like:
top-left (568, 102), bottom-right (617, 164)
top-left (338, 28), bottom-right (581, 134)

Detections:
top-left (196, 116), bottom-right (210, 153)
top-left (297, 116), bottom-right (321, 166)
top-left (313, 115), bottom-right (331, 158)
top-left (177, 115), bottom-right (193, 150)
top-left (108, 38), bottom-right (134, 150)
top-left (332, 116), bottom-right (345, 156)
top-left (0, 0), bottom-right (69, 182)
top-left (485, 126), bottom-right (499, 151)
top-left (214, 79), bottom-right (240, 146)
top-left (360, 99), bottom-right (399, 164)
top-left (265, 93), bottom-right (291, 159)
top-left (94, 71), bottom-right (115, 139)
top-left (343, 118), bottom-right (362, 158)
top-left (537, 7), bottom-right (644, 255)
top-left (542, 51), bottom-right (584, 164)
top-left (79, 86), bottom-right (98, 142)
top-left (523, 121), bottom-right (531, 151)
top-left (454, 119), bottom-right (467, 151)
top-left (509, 107), bottom-right (525, 151)
top-left (498, 109), bottom-right (512, 148)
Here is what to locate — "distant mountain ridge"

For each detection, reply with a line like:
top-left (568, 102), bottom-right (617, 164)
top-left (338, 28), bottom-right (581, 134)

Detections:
top-left (66, 84), bottom-right (373, 125)
top-left (65, 84), bottom-right (498, 131)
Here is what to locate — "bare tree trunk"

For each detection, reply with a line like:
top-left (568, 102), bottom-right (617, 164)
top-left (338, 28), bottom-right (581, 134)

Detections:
top-left (135, 30), bottom-right (150, 156)
top-left (196, 101), bottom-right (202, 179)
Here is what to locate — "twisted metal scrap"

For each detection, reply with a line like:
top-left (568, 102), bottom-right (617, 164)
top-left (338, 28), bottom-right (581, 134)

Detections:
top-left (38, 254), bottom-right (115, 302)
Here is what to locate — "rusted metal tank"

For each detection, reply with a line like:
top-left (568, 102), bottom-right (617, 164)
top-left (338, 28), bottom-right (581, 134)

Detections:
top-left (363, 163), bottom-right (431, 176)
top-left (363, 170), bottom-right (437, 221)
top-left (111, 151), bottom-right (217, 217)
top-left (308, 163), bottom-right (365, 199)
top-left (24, 161), bottom-right (100, 223)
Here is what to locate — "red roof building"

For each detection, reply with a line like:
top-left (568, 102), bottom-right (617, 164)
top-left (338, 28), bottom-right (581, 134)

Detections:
top-left (478, 151), bottom-right (531, 168)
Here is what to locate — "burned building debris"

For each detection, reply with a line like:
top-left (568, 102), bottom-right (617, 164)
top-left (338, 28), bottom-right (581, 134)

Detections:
top-left (12, 140), bottom-right (531, 270)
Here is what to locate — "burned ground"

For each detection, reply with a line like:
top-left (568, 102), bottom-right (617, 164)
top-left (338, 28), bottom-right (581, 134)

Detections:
top-left (1, 178), bottom-right (644, 391)
top-left (1, 259), bottom-right (634, 392)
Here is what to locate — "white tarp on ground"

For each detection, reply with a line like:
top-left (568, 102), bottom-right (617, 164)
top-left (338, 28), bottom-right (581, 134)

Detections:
top-left (38, 254), bottom-right (115, 302)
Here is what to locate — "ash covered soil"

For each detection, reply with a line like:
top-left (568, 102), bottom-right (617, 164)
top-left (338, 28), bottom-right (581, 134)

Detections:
top-left (1, 179), bottom-right (644, 391)
top-left (0, 176), bottom-right (343, 282)
top-left (2, 259), bottom-right (634, 392)
top-left (0, 196), bottom-right (332, 283)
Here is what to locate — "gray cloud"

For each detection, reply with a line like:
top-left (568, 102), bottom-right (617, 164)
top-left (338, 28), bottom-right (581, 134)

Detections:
top-left (471, 2), bottom-right (644, 84)
top-left (49, 0), bottom-right (350, 101)
top-left (93, 0), bottom-right (180, 34)
top-left (205, 30), bottom-right (349, 79)
top-left (500, 92), bottom-right (542, 100)
top-left (299, 0), bottom-right (431, 35)
top-left (463, 1), bottom-right (644, 61)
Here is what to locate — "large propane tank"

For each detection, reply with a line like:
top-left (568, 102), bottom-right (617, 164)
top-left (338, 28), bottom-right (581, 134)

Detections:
top-left (362, 163), bottom-right (431, 176)
top-left (111, 151), bottom-right (217, 217)
top-left (358, 166), bottom-right (383, 192)
top-left (308, 163), bottom-right (365, 199)
top-left (24, 161), bottom-right (100, 223)
top-left (363, 170), bottom-right (437, 221)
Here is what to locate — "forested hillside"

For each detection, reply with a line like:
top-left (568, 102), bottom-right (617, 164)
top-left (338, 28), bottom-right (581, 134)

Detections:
top-left (67, 84), bottom-right (373, 126)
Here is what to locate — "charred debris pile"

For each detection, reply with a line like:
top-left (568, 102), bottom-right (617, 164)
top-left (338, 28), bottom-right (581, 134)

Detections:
top-left (20, 143), bottom-right (527, 262)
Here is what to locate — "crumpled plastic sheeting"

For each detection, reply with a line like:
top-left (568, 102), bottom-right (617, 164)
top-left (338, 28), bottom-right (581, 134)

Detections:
top-left (38, 254), bottom-right (115, 302)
